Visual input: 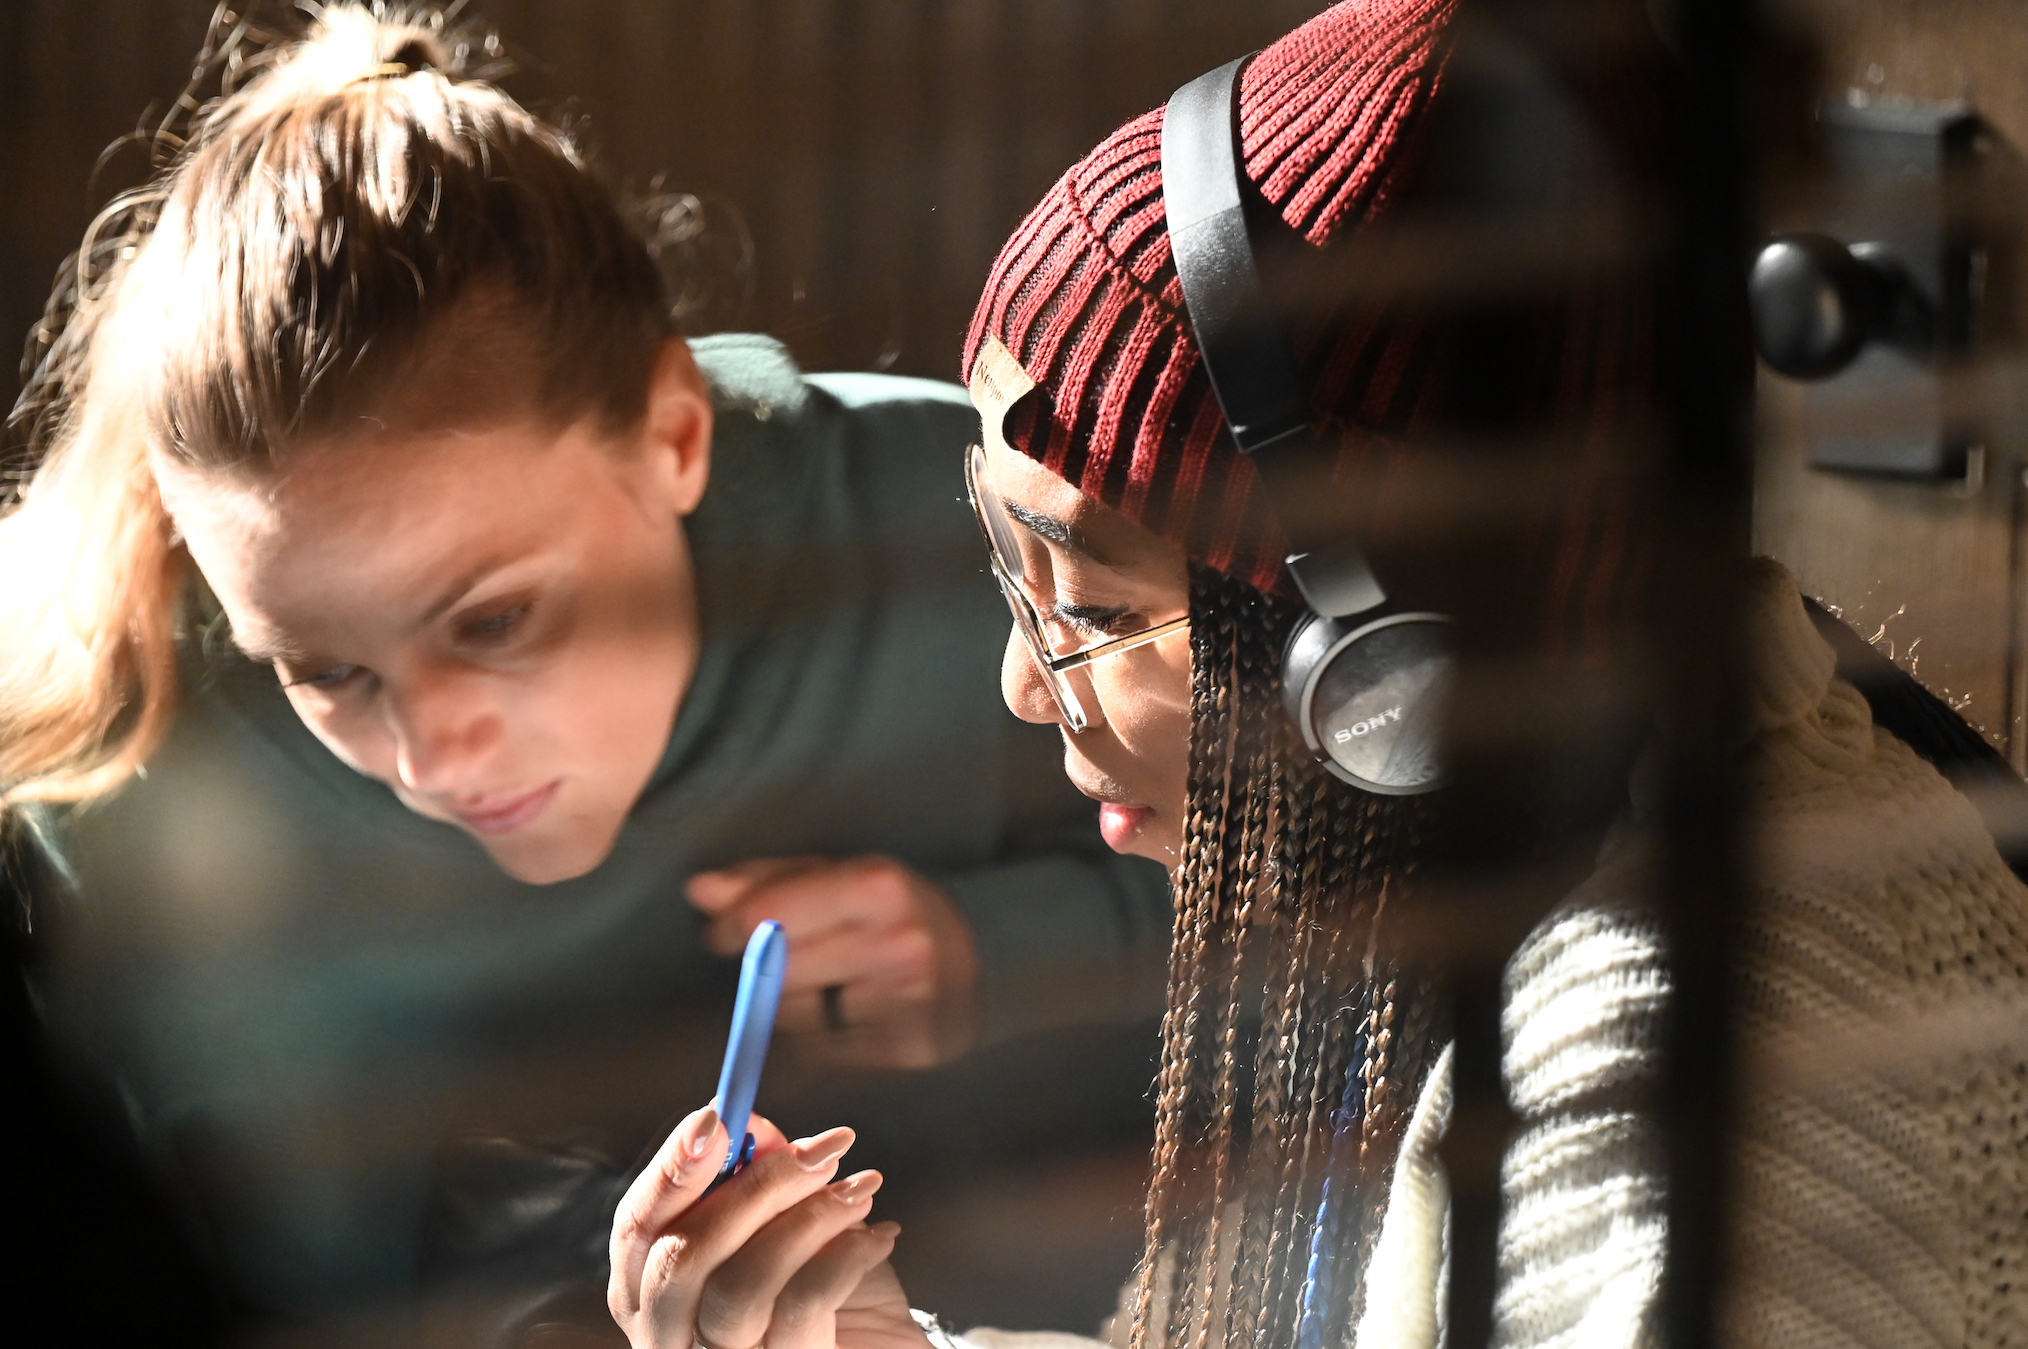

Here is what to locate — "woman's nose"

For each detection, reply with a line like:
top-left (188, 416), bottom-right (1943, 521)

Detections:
top-left (387, 672), bottom-right (501, 797)
top-left (1001, 626), bottom-right (1095, 729)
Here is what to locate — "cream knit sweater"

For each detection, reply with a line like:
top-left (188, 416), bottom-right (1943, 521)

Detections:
top-left (945, 560), bottom-right (2028, 1349)
top-left (1371, 559), bottom-right (2028, 1349)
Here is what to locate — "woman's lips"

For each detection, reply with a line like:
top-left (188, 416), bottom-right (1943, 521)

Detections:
top-left (451, 780), bottom-right (561, 836)
top-left (1098, 802), bottom-right (1153, 852)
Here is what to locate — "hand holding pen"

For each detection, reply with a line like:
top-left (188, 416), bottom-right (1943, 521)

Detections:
top-left (605, 923), bottom-right (926, 1349)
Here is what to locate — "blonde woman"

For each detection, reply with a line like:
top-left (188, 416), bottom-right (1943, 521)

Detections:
top-left (1, 3), bottom-right (1167, 1315)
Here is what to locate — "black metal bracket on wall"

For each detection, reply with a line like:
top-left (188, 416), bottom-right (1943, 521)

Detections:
top-left (1749, 100), bottom-right (1986, 481)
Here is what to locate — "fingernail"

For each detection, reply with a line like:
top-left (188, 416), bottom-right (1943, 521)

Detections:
top-left (681, 1107), bottom-right (720, 1161)
top-left (790, 1126), bottom-right (853, 1171)
top-left (870, 1220), bottom-right (902, 1239)
top-left (831, 1169), bottom-right (882, 1204)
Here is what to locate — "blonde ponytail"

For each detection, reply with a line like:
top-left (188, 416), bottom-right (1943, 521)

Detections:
top-left (1, 132), bottom-right (191, 809)
top-left (0, 331), bottom-right (182, 809)
top-left (2, 2), bottom-right (671, 811)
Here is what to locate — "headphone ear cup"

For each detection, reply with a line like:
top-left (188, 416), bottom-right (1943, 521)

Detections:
top-left (1282, 612), bottom-right (1341, 754)
top-left (1283, 611), bottom-right (1455, 795)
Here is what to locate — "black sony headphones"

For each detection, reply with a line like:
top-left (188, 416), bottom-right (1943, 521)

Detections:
top-left (1161, 58), bottom-right (1453, 796)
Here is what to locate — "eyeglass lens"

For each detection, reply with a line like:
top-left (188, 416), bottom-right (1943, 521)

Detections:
top-left (967, 445), bottom-right (1092, 731)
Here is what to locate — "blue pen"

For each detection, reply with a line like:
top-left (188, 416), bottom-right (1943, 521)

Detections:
top-left (711, 920), bottom-right (788, 1186)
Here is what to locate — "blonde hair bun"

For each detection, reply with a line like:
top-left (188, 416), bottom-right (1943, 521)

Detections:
top-left (210, 5), bottom-right (473, 128)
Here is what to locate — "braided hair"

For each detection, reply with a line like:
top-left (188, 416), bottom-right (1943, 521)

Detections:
top-left (1130, 564), bottom-right (1441, 1349)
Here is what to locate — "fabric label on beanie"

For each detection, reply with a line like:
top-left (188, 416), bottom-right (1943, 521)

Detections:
top-left (969, 335), bottom-right (1036, 450)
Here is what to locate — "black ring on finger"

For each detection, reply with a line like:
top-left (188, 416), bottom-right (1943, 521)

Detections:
top-left (821, 982), bottom-right (847, 1033)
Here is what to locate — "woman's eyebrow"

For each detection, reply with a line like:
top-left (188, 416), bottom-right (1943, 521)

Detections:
top-left (230, 628), bottom-right (305, 664)
top-left (1003, 498), bottom-right (1078, 549)
top-left (417, 554), bottom-right (519, 627)
top-left (1005, 498), bottom-right (1122, 564)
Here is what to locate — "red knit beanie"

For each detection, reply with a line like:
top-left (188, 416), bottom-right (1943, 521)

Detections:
top-left (965, 0), bottom-right (1672, 647)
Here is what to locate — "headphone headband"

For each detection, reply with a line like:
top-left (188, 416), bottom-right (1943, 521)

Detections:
top-left (1162, 58), bottom-right (1313, 453)
top-left (1161, 59), bottom-right (1384, 620)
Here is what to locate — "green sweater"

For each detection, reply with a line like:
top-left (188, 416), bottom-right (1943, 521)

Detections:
top-left (29, 335), bottom-right (1170, 1312)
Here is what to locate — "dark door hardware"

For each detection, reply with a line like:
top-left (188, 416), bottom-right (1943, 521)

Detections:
top-left (1748, 100), bottom-right (1984, 481)
top-left (1750, 232), bottom-right (1934, 379)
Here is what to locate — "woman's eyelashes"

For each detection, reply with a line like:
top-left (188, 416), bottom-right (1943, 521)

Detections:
top-left (456, 599), bottom-right (533, 646)
top-left (279, 662), bottom-right (364, 690)
top-left (275, 601), bottom-right (537, 688)
top-left (1053, 600), bottom-right (1138, 636)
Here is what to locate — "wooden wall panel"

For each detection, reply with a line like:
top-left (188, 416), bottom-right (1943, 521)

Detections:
top-left (1, 2), bottom-right (217, 418)
top-left (0, 0), bottom-right (1326, 415)
top-left (1754, 0), bottom-right (2028, 758)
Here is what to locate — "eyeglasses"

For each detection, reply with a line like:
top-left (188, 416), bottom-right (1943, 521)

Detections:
top-left (965, 444), bottom-right (1189, 732)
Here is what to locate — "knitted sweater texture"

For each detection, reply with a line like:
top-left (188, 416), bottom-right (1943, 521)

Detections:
top-left (1487, 558), bottom-right (2028, 1349)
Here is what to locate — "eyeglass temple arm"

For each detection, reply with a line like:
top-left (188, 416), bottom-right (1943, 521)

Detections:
top-left (1045, 616), bottom-right (1191, 673)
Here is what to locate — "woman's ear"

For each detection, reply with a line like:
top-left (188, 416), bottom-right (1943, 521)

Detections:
top-left (643, 337), bottom-right (713, 517)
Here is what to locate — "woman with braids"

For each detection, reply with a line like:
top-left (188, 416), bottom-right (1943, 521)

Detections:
top-left (0, 0), bottom-right (1176, 1318)
top-left (610, 1), bottom-right (2028, 1348)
